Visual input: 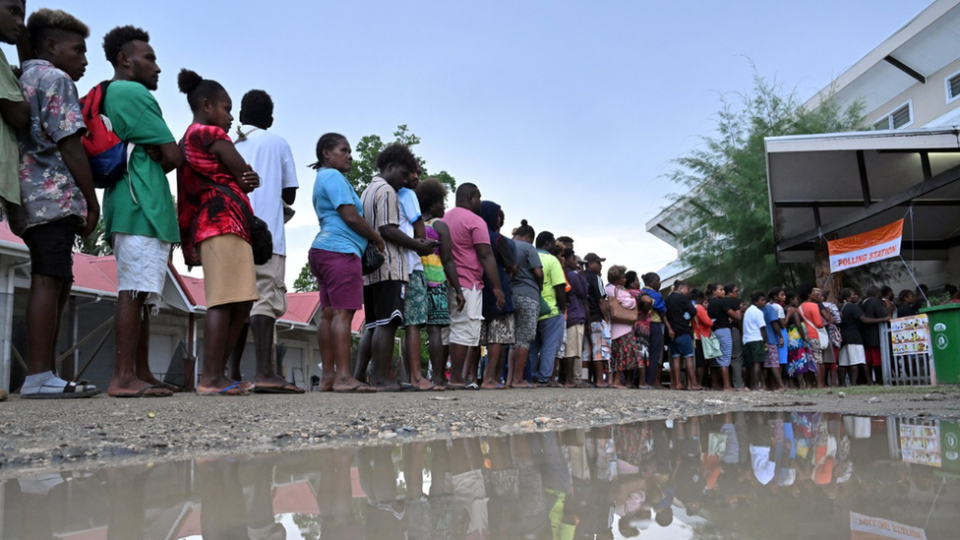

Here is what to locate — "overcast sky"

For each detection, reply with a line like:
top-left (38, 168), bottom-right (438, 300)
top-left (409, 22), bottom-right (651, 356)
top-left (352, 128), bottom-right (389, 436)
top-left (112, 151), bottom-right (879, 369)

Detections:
top-left (1, 0), bottom-right (933, 286)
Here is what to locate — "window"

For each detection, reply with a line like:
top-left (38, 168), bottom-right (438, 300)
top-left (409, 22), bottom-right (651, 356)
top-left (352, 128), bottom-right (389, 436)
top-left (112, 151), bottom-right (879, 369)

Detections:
top-left (873, 100), bottom-right (913, 130)
top-left (946, 68), bottom-right (960, 104)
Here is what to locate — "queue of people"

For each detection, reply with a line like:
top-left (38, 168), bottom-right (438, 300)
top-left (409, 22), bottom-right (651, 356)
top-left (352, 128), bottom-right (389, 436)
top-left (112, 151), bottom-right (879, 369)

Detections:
top-left (0, 6), bottom-right (930, 400)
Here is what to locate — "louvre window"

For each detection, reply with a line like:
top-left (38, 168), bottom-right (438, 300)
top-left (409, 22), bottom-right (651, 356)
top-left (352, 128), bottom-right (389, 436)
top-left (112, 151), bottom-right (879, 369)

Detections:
top-left (873, 101), bottom-right (913, 130)
top-left (950, 73), bottom-right (960, 100)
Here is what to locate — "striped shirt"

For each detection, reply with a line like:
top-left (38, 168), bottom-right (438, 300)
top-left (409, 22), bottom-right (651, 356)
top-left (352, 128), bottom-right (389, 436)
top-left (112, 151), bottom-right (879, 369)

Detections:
top-left (361, 177), bottom-right (407, 285)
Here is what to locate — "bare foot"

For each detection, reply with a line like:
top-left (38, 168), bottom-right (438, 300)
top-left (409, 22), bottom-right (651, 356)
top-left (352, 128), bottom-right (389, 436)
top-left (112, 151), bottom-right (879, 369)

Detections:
top-left (480, 380), bottom-right (500, 390)
top-left (254, 374), bottom-right (305, 393)
top-left (413, 378), bottom-right (435, 390)
top-left (333, 376), bottom-right (377, 393)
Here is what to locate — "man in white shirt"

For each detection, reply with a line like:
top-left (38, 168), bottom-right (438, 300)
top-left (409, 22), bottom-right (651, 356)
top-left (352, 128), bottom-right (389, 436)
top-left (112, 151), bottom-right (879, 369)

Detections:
top-left (398, 166), bottom-right (435, 390)
top-left (229, 90), bottom-right (303, 393)
top-left (742, 290), bottom-right (768, 391)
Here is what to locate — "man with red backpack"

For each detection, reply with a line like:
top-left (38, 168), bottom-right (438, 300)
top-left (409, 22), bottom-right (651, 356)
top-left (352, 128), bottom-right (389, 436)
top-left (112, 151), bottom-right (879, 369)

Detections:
top-left (92, 26), bottom-right (183, 398)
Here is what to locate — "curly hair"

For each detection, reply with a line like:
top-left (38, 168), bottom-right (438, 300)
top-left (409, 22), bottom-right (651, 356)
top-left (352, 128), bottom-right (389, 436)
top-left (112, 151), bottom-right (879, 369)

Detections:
top-left (177, 69), bottom-right (225, 112)
top-left (28, 9), bottom-right (89, 51)
top-left (416, 178), bottom-right (448, 213)
top-left (239, 89), bottom-right (274, 128)
top-left (102, 25), bottom-right (149, 66)
top-left (375, 143), bottom-right (418, 174)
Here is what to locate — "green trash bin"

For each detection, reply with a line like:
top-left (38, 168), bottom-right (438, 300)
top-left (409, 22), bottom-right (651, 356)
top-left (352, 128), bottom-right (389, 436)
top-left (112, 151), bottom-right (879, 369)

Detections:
top-left (920, 303), bottom-right (960, 385)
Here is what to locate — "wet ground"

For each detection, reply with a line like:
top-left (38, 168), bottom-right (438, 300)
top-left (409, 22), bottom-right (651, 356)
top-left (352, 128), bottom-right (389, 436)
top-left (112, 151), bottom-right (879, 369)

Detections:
top-left (2, 410), bottom-right (958, 539)
top-left (1, 387), bottom-right (959, 474)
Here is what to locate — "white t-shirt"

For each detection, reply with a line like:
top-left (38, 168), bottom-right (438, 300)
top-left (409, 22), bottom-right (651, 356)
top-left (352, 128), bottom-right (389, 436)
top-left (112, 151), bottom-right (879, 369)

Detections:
top-left (772, 302), bottom-right (786, 320)
top-left (235, 126), bottom-right (299, 256)
top-left (742, 304), bottom-right (766, 343)
top-left (397, 187), bottom-right (423, 273)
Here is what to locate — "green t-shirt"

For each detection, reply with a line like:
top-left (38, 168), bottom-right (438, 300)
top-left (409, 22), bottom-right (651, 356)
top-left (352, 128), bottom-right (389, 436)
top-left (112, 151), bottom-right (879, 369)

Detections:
top-left (102, 80), bottom-right (179, 242)
top-left (538, 250), bottom-right (567, 320)
top-left (0, 49), bottom-right (23, 206)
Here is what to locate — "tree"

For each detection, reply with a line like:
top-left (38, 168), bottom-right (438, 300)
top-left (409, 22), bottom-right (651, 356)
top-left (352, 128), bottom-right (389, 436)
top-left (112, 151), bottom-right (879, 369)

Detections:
top-left (293, 260), bottom-right (318, 292)
top-left (666, 73), bottom-right (866, 291)
top-left (345, 124), bottom-right (457, 195)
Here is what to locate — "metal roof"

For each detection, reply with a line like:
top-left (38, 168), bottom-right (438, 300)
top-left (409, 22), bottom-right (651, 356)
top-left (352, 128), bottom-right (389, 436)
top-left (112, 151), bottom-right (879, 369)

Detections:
top-left (765, 126), bottom-right (960, 262)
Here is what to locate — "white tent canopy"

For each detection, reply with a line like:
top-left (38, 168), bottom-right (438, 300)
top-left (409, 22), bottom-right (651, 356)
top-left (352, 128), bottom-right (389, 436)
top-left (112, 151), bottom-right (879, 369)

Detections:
top-left (765, 127), bottom-right (960, 263)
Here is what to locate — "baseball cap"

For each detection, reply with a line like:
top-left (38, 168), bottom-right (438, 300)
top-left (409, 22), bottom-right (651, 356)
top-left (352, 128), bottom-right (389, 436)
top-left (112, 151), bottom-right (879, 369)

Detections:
top-left (584, 253), bottom-right (606, 263)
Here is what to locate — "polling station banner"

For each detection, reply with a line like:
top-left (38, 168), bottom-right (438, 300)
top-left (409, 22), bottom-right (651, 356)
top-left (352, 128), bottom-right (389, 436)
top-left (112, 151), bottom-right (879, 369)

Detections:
top-left (828, 219), bottom-right (904, 273)
top-left (850, 512), bottom-right (927, 540)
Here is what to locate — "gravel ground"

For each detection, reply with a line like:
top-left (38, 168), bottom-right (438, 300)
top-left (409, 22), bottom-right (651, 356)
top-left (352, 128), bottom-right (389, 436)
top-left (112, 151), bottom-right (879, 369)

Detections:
top-left (1, 387), bottom-right (958, 477)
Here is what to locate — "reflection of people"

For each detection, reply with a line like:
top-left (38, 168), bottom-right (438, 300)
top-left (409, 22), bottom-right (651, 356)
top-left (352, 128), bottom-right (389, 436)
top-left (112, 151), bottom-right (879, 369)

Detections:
top-left (358, 445), bottom-right (408, 539)
top-left (198, 457), bottom-right (250, 539)
top-left (313, 448), bottom-right (363, 540)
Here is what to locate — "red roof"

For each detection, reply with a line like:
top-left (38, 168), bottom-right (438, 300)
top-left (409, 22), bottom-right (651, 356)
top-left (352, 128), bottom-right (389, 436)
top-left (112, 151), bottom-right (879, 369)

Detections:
top-left (0, 221), bottom-right (22, 246)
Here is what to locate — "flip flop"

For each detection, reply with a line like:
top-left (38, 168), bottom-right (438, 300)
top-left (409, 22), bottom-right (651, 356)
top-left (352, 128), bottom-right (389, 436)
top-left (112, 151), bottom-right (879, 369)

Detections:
top-left (253, 382), bottom-right (305, 394)
top-left (464, 382), bottom-right (480, 390)
top-left (334, 384), bottom-right (377, 393)
top-left (111, 385), bottom-right (173, 398)
top-left (399, 382), bottom-right (420, 392)
top-left (22, 381), bottom-right (99, 399)
top-left (198, 382), bottom-right (245, 396)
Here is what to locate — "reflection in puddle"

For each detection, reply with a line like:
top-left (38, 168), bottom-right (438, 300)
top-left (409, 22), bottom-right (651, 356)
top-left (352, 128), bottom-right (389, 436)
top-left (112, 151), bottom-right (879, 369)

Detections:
top-left (1, 412), bottom-right (959, 539)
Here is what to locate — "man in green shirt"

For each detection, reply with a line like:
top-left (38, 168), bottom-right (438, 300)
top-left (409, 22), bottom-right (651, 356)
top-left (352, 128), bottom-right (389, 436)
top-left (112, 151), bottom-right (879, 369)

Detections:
top-left (529, 231), bottom-right (567, 385)
top-left (100, 26), bottom-right (183, 398)
top-left (0, 0), bottom-right (28, 210)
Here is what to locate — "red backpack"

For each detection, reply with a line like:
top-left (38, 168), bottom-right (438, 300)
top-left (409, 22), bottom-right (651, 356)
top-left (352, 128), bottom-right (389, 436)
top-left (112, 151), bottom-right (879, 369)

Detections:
top-left (79, 81), bottom-right (130, 189)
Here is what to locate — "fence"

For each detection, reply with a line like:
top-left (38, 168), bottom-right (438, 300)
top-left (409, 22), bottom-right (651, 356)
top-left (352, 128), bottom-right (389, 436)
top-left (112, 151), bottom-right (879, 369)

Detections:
top-left (879, 322), bottom-right (937, 386)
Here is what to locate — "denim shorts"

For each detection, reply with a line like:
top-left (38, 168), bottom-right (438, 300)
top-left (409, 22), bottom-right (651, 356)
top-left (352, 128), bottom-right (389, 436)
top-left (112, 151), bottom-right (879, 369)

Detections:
top-left (669, 333), bottom-right (695, 359)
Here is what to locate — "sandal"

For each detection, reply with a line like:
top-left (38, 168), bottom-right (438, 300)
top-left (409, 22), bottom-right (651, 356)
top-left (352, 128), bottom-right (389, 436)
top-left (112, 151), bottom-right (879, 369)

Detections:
top-left (22, 381), bottom-right (99, 400)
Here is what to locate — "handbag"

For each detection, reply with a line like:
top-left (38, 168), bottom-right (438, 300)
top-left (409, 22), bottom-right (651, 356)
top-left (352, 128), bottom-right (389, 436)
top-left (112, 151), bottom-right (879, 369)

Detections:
top-left (539, 295), bottom-right (552, 316)
top-left (799, 304), bottom-right (830, 349)
top-left (361, 243), bottom-right (385, 275)
top-left (695, 315), bottom-right (722, 359)
top-left (609, 287), bottom-right (638, 325)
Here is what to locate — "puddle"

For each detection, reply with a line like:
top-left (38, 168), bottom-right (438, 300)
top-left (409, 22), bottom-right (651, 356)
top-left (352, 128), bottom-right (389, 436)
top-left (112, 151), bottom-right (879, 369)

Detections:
top-left (2, 412), bottom-right (959, 539)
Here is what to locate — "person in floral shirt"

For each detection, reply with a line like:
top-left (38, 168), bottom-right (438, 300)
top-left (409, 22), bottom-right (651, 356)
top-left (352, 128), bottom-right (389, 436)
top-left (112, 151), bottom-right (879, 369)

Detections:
top-left (14, 9), bottom-right (100, 399)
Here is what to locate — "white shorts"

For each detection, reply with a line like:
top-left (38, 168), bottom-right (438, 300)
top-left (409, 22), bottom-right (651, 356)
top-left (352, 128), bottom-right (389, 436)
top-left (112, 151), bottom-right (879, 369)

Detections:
top-left (113, 233), bottom-right (170, 310)
top-left (446, 285), bottom-right (483, 346)
top-left (838, 344), bottom-right (866, 366)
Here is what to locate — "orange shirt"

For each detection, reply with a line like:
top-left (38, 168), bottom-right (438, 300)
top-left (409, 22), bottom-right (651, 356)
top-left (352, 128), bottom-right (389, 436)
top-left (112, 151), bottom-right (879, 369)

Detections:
top-left (695, 304), bottom-right (713, 339)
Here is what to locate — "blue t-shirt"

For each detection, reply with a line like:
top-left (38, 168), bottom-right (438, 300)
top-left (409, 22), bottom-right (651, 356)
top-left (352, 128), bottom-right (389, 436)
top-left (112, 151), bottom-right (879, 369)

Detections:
top-left (311, 168), bottom-right (367, 257)
top-left (762, 304), bottom-right (780, 345)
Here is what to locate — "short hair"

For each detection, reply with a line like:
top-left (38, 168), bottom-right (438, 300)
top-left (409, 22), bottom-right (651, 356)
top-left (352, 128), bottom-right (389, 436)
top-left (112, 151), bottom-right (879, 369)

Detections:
top-left (750, 290), bottom-right (767, 304)
top-left (724, 283), bottom-right (738, 294)
top-left (897, 289), bottom-right (914, 302)
top-left (691, 288), bottom-right (705, 301)
top-left (674, 280), bottom-right (687, 289)
top-left (767, 287), bottom-right (784, 301)
top-left (102, 25), bottom-right (149, 66)
top-left (455, 182), bottom-right (479, 203)
top-left (655, 508), bottom-right (674, 527)
top-left (562, 248), bottom-right (575, 260)
top-left (239, 89), bottom-right (274, 128)
top-left (642, 273), bottom-right (659, 286)
top-left (376, 143), bottom-right (418, 174)
top-left (797, 284), bottom-right (815, 302)
top-left (311, 133), bottom-right (348, 170)
top-left (607, 265), bottom-right (627, 284)
top-left (864, 286), bottom-right (880, 298)
top-left (625, 270), bottom-right (639, 288)
top-left (710, 283), bottom-right (724, 296)
top-left (28, 9), bottom-right (89, 52)
top-left (416, 178), bottom-right (448, 212)
top-left (535, 230), bottom-right (555, 249)
top-left (880, 285), bottom-right (894, 300)
top-left (514, 219), bottom-right (535, 239)
top-left (784, 289), bottom-right (797, 304)
top-left (840, 287), bottom-right (857, 302)
top-left (178, 69), bottom-right (226, 112)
